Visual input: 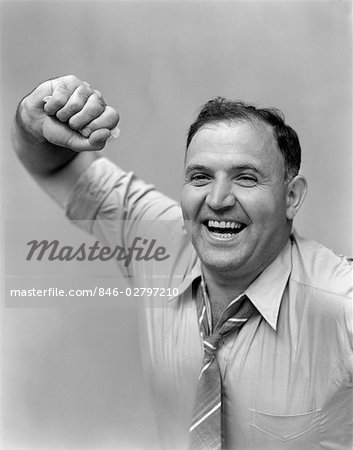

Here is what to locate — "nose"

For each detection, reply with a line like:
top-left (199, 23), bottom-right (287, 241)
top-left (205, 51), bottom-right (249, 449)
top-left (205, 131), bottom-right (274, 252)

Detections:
top-left (205, 179), bottom-right (236, 210)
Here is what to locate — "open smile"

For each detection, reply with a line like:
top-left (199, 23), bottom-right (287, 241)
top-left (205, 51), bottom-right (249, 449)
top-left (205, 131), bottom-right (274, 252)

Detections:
top-left (202, 219), bottom-right (247, 240)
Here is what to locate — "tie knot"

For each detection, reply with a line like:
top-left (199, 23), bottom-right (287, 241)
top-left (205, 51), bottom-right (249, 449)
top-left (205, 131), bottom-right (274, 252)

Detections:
top-left (202, 297), bottom-right (256, 357)
top-left (203, 335), bottom-right (222, 357)
top-left (212, 295), bottom-right (254, 334)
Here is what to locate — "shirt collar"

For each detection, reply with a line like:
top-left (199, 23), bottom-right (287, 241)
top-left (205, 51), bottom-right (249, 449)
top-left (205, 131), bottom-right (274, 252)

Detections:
top-left (172, 257), bottom-right (202, 299)
top-left (174, 239), bottom-right (292, 330)
top-left (243, 238), bottom-right (292, 330)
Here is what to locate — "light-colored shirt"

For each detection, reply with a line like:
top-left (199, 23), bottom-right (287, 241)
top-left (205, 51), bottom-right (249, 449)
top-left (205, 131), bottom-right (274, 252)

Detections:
top-left (66, 157), bottom-right (353, 450)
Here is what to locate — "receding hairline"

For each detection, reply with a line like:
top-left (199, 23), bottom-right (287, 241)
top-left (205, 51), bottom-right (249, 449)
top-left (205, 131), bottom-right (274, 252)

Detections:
top-left (186, 117), bottom-right (278, 148)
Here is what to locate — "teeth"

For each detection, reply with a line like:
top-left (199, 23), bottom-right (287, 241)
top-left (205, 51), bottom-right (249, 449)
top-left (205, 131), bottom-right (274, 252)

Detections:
top-left (212, 232), bottom-right (234, 239)
top-left (207, 220), bottom-right (242, 229)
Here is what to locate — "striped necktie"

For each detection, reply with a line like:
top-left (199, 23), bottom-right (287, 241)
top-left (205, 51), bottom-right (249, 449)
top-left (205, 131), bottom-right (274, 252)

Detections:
top-left (188, 280), bottom-right (257, 450)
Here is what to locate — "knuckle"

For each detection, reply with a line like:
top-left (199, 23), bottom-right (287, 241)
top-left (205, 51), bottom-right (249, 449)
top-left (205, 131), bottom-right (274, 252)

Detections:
top-left (76, 86), bottom-right (91, 100)
top-left (65, 101), bottom-right (81, 115)
top-left (55, 82), bottom-right (70, 96)
top-left (86, 95), bottom-right (105, 115)
top-left (67, 98), bottom-right (81, 112)
top-left (48, 97), bottom-right (65, 111)
top-left (56, 102), bottom-right (79, 121)
top-left (91, 102), bottom-right (105, 116)
top-left (64, 74), bottom-right (79, 84)
top-left (91, 92), bottom-right (106, 108)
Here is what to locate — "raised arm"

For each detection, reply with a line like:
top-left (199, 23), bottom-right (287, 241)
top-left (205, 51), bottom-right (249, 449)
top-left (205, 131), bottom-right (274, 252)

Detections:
top-left (12, 75), bottom-right (119, 206)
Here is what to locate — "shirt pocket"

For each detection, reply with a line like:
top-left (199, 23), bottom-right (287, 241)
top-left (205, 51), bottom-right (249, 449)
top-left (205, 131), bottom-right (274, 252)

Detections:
top-left (250, 409), bottom-right (321, 450)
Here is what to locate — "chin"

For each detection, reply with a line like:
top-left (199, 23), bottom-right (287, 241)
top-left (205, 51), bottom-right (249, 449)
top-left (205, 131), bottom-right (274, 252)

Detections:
top-left (198, 254), bottom-right (244, 275)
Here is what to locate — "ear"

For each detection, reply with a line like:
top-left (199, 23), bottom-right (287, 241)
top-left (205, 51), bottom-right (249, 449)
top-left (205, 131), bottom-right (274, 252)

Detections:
top-left (286, 175), bottom-right (307, 220)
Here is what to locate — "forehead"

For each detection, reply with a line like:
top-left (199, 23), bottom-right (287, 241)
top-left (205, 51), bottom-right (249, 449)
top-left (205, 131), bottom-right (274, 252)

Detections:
top-left (185, 121), bottom-right (283, 170)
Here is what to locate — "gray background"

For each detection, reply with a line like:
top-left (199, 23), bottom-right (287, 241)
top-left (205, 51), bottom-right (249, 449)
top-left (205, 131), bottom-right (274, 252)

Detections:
top-left (1, 1), bottom-right (352, 449)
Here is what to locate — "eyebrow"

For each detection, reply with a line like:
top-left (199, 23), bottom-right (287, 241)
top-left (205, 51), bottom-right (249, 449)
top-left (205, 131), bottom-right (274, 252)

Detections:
top-left (184, 164), bottom-right (208, 176)
top-left (184, 163), bottom-right (261, 176)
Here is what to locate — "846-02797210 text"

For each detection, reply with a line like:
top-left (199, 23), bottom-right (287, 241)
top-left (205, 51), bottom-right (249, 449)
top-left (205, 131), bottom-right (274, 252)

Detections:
top-left (9, 287), bottom-right (180, 298)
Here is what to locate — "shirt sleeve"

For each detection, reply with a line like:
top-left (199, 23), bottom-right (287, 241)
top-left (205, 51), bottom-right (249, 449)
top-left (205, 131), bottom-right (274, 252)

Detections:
top-left (65, 157), bottom-right (196, 284)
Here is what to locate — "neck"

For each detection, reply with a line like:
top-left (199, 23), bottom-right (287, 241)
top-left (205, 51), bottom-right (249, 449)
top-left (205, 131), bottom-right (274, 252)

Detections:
top-left (201, 268), bottom-right (259, 326)
top-left (202, 268), bottom-right (255, 305)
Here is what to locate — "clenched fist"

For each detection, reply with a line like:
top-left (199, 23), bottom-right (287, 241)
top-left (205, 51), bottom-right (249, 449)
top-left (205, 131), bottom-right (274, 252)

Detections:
top-left (18, 75), bottom-right (119, 152)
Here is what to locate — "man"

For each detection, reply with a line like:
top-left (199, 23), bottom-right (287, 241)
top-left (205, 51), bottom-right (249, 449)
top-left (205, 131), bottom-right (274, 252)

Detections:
top-left (12, 76), bottom-right (353, 449)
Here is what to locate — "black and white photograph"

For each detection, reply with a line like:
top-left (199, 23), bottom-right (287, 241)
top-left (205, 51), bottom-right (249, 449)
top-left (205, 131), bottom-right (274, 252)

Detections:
top-left (1, 1), bottom-right (352, 449)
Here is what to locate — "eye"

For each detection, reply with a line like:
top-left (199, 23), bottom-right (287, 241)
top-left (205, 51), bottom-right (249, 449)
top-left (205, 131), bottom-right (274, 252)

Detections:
top-left (235, 175), bottom-right (258, 187)
top-left (189, 173), bottom-right (211, 186)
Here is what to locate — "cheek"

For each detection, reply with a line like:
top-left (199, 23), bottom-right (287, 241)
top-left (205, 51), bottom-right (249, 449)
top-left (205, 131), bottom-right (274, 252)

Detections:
top-left (259, 197), bottom-right (288, 227)
top-left (239, 192), bottom-right (284, 224)
top-left (181, 187), bottom-right (203, 219)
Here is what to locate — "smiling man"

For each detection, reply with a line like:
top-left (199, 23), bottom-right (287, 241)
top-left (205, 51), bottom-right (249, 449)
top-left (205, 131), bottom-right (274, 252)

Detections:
top-left (12, 76), bottom-right (353, 450)
top-left (182, 107), bottom-right (307, 316)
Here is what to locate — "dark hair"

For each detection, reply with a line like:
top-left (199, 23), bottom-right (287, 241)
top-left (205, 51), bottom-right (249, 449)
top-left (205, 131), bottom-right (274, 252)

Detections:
top-left (186, 97), bottom-right (301, 180)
